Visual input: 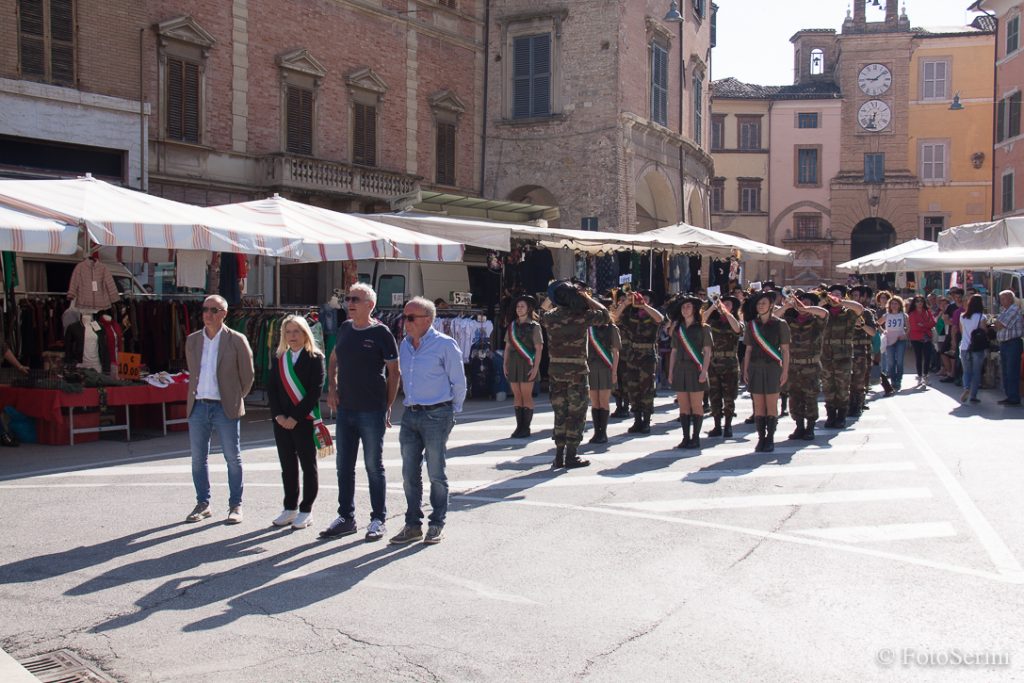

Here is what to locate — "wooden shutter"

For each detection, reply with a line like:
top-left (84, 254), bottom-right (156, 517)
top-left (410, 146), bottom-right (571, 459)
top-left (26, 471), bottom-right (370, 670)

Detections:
top-left (512, 36), bottom-right (532, 118)
top-left (19, 0), bottom-right (46, 78)
top-left (531, 34), bottom-right (551, 116)
top-left (436, 122), bottom-right (456, 185)
top-left (513, 34), bottom-right (551, 118)
top-left (167, 58), bottom-right (200, 143)
top-left (998, 97), bottom-right (1007, 143)
top-left (1011, 93), bottom-right (1022, 139)
top-left (651, 44), bottom-right (668, 126)
top-left (49, 0), bottom-right (74, 84)
top-left (286, 86), bottom-right (313, 155)
top-left (353, 102), bottom-right (376, 166)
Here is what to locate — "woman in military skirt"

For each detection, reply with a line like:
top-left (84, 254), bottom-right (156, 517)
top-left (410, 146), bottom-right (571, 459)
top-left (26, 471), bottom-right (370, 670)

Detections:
top-left (668, 295), bottom-right (712, 449)
top-left (587, 305), bottom-right (620, 444)
top-left (504, 295), bottom-right (544, 438)
top-left (743, 290), bottom-right (790, 453)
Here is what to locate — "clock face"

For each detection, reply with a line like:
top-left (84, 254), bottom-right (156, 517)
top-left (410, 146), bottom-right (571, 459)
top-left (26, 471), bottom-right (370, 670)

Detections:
top-left (858, 63), bottom-right (892, 96)
top-left (858, 100), bottom-right (892, 131)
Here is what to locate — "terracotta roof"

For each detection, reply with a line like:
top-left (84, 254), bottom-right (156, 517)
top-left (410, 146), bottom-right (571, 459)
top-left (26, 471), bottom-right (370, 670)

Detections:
top-left (772, 81), bottom-right (842, 100)
top-left (711, 77), bottom-right (782, 99)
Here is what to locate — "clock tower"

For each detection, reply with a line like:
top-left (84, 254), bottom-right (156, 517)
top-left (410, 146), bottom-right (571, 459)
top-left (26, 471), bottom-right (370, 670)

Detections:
top-left (830, 0), bottom-right (918, 268)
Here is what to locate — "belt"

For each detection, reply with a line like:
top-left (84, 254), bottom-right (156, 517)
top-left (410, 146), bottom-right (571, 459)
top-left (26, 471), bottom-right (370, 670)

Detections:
top-left (407, 401), bottom-right (452, 412)
top-left (712, 352), bottom-right (737, 359)
top-left (549, 357), bottom-right (587, 365)
top-left (196, 398), bottom-right (221, 404)
top-left (789, 358), bottom-right (820, 366)
top-left (825, 340), bottom-right (852, 347)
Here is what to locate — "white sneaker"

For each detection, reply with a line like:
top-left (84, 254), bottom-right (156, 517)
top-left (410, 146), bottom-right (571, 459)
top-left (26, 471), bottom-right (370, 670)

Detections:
top-left (272, 509), bottom-right (298, 527)
top-left (291, 512), bottom-right (313, 529)
top-left (365, 519), bottom-right (386, 542)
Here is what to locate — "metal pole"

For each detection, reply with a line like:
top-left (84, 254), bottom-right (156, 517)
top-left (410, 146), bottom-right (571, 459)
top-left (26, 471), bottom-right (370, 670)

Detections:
top-left (275, 257), bottom-right (281, 306)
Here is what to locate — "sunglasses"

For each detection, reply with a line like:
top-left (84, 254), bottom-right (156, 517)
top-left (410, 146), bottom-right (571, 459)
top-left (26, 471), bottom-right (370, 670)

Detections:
top-left (201, 306), bottom-right (225, 314)
top-left (403, 314), bottom-right (428, 322)
top-left (344, 296), bottom-right (364, 303)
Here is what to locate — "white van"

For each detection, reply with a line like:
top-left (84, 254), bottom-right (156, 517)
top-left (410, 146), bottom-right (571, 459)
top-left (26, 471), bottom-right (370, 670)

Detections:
top-left (356, 250), bottom-right (486, 307)
top-left (14, 253), bottom-right (147, 298)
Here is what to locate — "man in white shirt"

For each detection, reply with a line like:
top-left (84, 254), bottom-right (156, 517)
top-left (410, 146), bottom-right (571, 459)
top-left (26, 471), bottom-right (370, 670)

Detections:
top-left (184, 295), bottom-right (255, 524)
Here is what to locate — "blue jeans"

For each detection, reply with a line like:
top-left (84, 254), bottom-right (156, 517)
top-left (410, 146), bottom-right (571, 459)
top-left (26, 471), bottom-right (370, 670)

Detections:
top-left (960, 349), bottom-right (985, 400)
top-left (399, 405), bottom-right (455, 528)
top-left (1000, 338), bottom-right (1022, 403)
top-left (885, 339), bottom-right (907, 388)
top-left (189, 400), bottom-right (243, 508)
top-left (336, 409), bottom-right (387, 522)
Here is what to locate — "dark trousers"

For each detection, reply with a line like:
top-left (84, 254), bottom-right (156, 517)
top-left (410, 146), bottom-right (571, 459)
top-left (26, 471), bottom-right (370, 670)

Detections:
top-left (911, 340), bottom-right (931, 377)
top-left (273, 421), bottom-right (319, 512)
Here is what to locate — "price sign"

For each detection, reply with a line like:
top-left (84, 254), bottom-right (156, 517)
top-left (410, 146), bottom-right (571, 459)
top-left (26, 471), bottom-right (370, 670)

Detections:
top-left (391, 292), bottom-right (405, 306)
top-left (619, 274), bottom-right (632, 285)
top-left (117, 353), bottom-right (142, 380)
top-left (450, 291), bottom-right (472, 306)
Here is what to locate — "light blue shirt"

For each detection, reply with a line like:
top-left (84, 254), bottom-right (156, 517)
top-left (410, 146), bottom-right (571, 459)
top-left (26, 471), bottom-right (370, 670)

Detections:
top-left (400, 327), bottom-right (467, 412)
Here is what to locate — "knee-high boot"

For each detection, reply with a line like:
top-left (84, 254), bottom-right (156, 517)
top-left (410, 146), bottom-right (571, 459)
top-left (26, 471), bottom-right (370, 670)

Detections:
top-left (754, 416), bottom-right (767, 452)
top-left (764, 416), bottom-right (777, 452)
top-left (511, 407), bottom-right (525, 438)
top-left (675, 414), bottom-right (691, 449)
top-left (589, 408), bottom-right (608, 444)
top-left (689, 415), bottom-right (703, 449)
top-left (780, 394), bottom-right (789, 416)
top-left (521, 408), bottom-right (533, 437)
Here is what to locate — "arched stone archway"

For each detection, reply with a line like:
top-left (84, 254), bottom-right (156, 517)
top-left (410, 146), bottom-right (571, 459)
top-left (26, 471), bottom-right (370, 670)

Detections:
top-left (687, 189), bottom-right (706, 228)
top-left (635, 170), bottom-right (676, 232)
top-left (508, 185), bottom-right (560, 227)
top-left (850, 217), bottom-right (895, 260)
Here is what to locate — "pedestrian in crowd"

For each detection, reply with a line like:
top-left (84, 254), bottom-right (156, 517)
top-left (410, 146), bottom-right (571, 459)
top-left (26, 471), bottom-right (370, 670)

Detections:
top-left (702, 293), bottom-right (743, 438)
top-left (777, 290), bottom-right (827, 440)
top-left (616, 290), bottom-right (665, 434)
top-left (821, 285), bottom-right (864, 428)
top-left (322, 283), bottom-right (400, 542)
top-left (587, 302), bottom-right (620, 444)
top-left (958, 293), bottom-right (988, 404)
top-left (882, 296), bottom-right (909, 394)
top-left (267, 315), bottom-right (328, 530)
top-left (0, 344), bottom-right (30, 447)
top-left (940, 287), bottom-right (966, 385)
top-left (871, 290), bottom-right (895, 395)
top-left (541, 281), bottom-right (611, 468)
top-left (848, 285), bottom-right (877, 416)
top-left (504, 294), bottom-right (543, 438)
top-left (993, 289), bottom-right (1023, 406)
top-left (389, 297), bottom-right (466, 546)
top-left (907, 295), bottom-right (935, 387)
top-left (184, 294), bottom-right (255, 524)
top-left (935, 296), bottom-right (956, 380)
top-left (743, 290), bottom-right (790, 453)
top-left (669, 295), bottom-right (712, 449)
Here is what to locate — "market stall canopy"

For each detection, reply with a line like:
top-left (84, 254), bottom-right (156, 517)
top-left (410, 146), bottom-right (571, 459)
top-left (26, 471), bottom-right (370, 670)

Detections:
top-left (938, 218), bottom-right (1024, 251)
top-left (835, 239), bottom-right (939, 274)
top-left (639, 222), bottom-right (794, 262)
top-left (211, 196), bottom-right (464, 262)
top-left (888, 247), bottom-right (1024, 271)
top-left (364, 212), bottom-right (517, 251)
top-left (0, 205), bottom-right (80, 255)
top-left (0, 176), bottom-right (304, 257)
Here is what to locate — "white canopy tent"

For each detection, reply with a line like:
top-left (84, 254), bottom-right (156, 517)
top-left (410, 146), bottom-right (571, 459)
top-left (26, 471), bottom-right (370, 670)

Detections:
top-left (835, 239), bottom-right (939, 274)
top-left (638, 222), bottom-right (794, 262)
top-left (837, 241), bottom-right (1024, 273)
top-left (938, 218), bottom-right (1024, 251)
top-left (0, 205), bottom-right (80, 255)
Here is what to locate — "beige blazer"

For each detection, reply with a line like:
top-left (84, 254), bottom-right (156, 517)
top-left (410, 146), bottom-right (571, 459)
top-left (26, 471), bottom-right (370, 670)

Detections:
top-left (185, 326), bottom-right (255, 420)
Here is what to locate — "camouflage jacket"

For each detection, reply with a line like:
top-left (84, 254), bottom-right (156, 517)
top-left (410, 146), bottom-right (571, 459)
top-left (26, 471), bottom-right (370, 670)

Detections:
top-left (541, 306), bottom-right (612, 373)
top-left (708, 314), bottom-right (743, 365)
top-left (822, 307), bottom-right (860, 359)
top-left (787, 314), bottom-right (826, 363)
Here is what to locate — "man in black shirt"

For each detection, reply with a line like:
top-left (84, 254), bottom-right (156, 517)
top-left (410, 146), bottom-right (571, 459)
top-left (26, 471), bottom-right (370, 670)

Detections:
top-left (320, 283), bottom-right (401, 542)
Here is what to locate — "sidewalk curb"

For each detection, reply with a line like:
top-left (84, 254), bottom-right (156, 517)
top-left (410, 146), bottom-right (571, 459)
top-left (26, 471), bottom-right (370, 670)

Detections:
top-left (0, 648), bottom-right (38, 682)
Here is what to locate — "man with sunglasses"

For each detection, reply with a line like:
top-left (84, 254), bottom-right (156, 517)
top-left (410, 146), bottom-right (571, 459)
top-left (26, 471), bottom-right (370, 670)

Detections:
top-left (184, 295), bottom-right (255, 524)
top-left (321, 283), bottom-right (400, 542)
top-left (389, 297), bottom-right (466, 546)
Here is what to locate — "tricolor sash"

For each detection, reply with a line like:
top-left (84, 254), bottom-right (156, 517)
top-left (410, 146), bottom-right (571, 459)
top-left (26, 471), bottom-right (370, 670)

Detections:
top-left (508, 322), bottom-right (535, 364)
top-left (676, 325), bottom-right (704, 367)
top-left (588, 327), bottom-right (614, 368)
top-left (279, 351), bottom-right (334, 458)
top-left (751, 320), bottom-right (784, 366)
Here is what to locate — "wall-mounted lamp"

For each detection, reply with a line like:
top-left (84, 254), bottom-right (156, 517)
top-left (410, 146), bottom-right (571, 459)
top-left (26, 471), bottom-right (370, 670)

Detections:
top-left (664, 1), bottom-right (683, 22)
top-left (949, 92), bottom-right (965, 111)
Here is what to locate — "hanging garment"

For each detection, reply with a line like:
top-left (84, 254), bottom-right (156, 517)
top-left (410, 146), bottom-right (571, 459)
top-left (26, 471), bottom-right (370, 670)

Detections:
top-left (67, 260), bottom-right (119, 311)
top-left (176, 251), bottom-right (210, 289)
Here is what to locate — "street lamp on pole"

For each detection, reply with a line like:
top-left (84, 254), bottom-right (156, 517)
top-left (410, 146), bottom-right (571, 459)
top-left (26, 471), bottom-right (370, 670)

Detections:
top-left (664, 1), bottom-right (683, 22)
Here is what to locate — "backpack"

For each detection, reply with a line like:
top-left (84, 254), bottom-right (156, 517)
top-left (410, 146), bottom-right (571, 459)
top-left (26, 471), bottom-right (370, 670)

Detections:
top-left (968, 319), bottom-right (990, 352)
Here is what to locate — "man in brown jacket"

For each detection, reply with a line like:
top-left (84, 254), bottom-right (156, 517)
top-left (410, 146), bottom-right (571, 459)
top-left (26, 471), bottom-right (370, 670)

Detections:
top-left (184, 295), bottom-right (255, 524)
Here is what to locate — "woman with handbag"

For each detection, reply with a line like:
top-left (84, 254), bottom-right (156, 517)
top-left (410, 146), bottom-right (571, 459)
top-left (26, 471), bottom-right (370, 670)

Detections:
top-left (267, 315), bottom-right (329, 529)
top-left (959, 294), bottom-right (988, 404)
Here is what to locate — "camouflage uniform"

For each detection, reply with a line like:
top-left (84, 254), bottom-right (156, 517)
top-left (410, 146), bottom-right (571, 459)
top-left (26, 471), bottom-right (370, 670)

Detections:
top-left (786, 313), bottom-right (826, 426)
top-left (707, 315), bottom-right (743, 419)
top-left (849, 308), bottom-right (876, 415)
top-left (619, 309), bottom-right (660, 416)
top-left (821, 306), bottom-right (860, 426)
top-left (541, 306), bottom-right (612, 449)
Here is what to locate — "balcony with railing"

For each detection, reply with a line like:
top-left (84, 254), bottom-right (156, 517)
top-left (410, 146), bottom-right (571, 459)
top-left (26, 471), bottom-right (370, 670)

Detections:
top-left (261, 154), bottom-right (420, 203)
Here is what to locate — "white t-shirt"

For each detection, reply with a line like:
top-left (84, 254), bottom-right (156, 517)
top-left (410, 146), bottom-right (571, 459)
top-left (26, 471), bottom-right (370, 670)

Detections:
top-left (883, 312), bottom-right (908, 345)
top-left (959, 313), bottom-right (983, 352)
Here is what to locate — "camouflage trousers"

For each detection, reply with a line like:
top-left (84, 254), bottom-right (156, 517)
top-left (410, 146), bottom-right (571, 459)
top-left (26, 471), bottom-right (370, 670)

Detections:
top-left (850, 351), bottom-right (872, 409)
top-left (623, 351), bottom-right (657, 413)
top-left (821, 357), bottom-right (853, 410)
top-left (708, 360), bottom-right (739, 417)
top-left (788, 361), bottom-right (821, 422)
top-left (549, 367), bottom-right (590, 448)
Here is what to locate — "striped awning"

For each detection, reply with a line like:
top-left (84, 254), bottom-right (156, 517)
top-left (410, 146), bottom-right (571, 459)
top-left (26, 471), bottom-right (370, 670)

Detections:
top-left (0, 177), bottom-right (304, 257)
top-left (0, 205), bottom-right (80, 255)
top-left (210, 196), bottom-right (464, 262)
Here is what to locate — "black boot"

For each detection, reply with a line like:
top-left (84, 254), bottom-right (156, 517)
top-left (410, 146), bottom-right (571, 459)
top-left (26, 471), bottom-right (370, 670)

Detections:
top-left (627, 410), bottom-right (643, 433)
top-left (638, 408), bottom-right (651, 434)
top-left (848, 398), bottom-right (861, 418)
top-left (612, 398), bottom-right (631, 418)
top-left (552, 444), bottom-right (565, 468)
top-left (723, 414), bottom-right (734, 438)
top-left (789, 417), bottom-right (806, 440)
top-left (824, 405), bottom-right (836, 428)
top-left (880, 373), bottom-right (894, 397)
top-left (802, 420), bottom-right (816, 441)
top-left (521, 408), bottom-right (533, 437)
top-left (689, 416), bottom-right (703, 449)
top-left (780, 394), bottom-right (789, 417)
top-left (564, 444), bottom-right (590, 469)
top-left (754, 416), bottom-right (767, 452)
top-left (511, 407), bottom-right (524, 438)
top-left (764, 416), bottom-right (777, 452)
top-left (834, 407), bottom-right (847, 429)
top-left (703, 396), bottom-right (710, 414)
top-left (589, 409), bottom-right (608, 444)
top-left (707, 414), bottom-right (723, 437)
top-left (675, 414), bottom-right (691, 449)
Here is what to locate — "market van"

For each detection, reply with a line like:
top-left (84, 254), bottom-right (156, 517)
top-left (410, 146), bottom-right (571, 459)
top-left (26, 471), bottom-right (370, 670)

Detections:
top-left (12, 253), bottom-right (147, 299)
top-left (356, 250), bottom-right (489, 308)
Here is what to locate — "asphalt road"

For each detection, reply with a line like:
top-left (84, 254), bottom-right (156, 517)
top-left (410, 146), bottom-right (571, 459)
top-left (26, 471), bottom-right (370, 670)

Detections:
top-left (1, 377), bottom-right (1022, 682)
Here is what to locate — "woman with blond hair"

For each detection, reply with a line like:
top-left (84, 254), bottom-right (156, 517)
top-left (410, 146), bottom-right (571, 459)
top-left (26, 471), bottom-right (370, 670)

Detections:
top-left (267, 314), bottom-right (328, 530)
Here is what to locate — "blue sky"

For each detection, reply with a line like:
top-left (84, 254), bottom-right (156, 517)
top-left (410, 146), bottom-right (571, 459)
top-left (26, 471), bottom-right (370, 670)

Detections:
top-left (712, 0), bottom-right (985, 85)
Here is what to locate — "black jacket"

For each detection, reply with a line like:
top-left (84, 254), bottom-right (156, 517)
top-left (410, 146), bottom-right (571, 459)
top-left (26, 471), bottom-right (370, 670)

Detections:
top-left (267, 349), bottom-right (326, 421)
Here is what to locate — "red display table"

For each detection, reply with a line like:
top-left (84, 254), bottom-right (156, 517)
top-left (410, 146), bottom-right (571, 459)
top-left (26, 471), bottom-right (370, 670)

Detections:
top-left (0, 383), bottom-right (189, 445)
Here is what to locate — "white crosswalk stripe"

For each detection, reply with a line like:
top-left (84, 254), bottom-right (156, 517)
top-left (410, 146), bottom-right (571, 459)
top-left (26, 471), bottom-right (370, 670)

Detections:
top-left (605, 488), bottom-right (934, 512)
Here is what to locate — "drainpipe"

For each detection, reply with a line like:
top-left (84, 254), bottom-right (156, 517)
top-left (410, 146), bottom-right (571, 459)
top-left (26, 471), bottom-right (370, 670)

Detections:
top-left (479, 0), bottom-right (491, 197)
top-left (139, 28), bottom-right (148, 191)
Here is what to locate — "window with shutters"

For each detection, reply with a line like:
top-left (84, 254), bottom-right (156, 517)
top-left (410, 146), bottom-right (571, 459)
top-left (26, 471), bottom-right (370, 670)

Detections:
top-left (430, 89), bottom-right (465, 188)
top-left (693, 75), bottom-right (703, 146)
top-left (997, 91), bottom-right (1022, 143)
top-left (864, 153), bottom-right (885, 183)
top-left (738, 179), bottom-right (761, 213)
top-left (513, 34), bottom-right (552, 119)
top-left (435, 122), bottom-right (456, 186)
top-left (711, 115), bottom-right (725, 150)
top-left (710, 178), bottom-right (724, 213)
top-left (286, 86), bottom-right (314, 156)
top-left (650, 42), bottom-right (669, 126)
top-left (921, 59), bottom-right (949, 100)
top-left (919, 140), bottom-right (947, 182)
top-left (166, 58), bottom-right (201, 144)
top-left (277, 49), bottom-right (326, 157)
top-left (345, 66), bottom-right (388, 167)
top-left (437, 0), bottom-right (457, 8)
top-left (737, 116), bottom-right (761, 150)
top-left (1008, 15), bottom-right (1020, 55)
top-left (797, 112), bottom-right (818, 128)
top-left (1002, 171), bottom-right (1015, 214)
top-left (795, 146), bottom-right (820, 187)
top-left (18, 0), bottom-right (75, 85)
